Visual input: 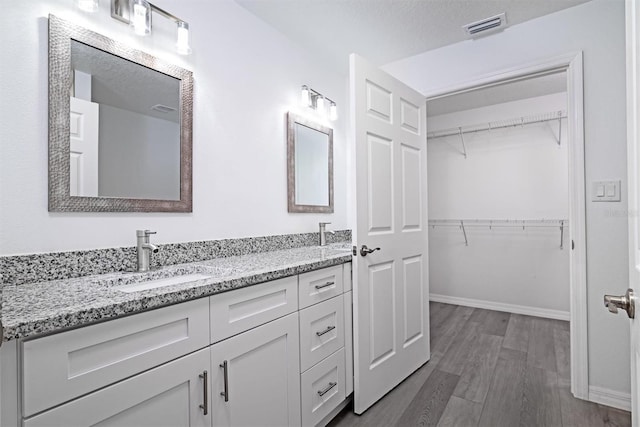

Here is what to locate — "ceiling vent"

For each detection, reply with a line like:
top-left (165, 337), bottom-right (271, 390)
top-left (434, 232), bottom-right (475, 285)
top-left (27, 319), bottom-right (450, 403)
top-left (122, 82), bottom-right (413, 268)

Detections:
top-left (463, 13), bottom-right (507, 38)
top-left (150, 104), bottom-right (177, 113)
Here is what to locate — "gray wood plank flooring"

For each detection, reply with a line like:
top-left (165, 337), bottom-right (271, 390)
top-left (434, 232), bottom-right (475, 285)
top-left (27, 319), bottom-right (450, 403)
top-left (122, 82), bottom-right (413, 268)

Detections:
top-left (328, 302), bottom-right (631, 427)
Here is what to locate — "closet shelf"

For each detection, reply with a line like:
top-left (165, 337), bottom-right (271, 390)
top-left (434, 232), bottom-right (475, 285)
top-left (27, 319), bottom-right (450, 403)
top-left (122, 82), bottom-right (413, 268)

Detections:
top-left (428, 219), bottom-right (568, 248)
top-left (427, 110), bottom-right (567, 144)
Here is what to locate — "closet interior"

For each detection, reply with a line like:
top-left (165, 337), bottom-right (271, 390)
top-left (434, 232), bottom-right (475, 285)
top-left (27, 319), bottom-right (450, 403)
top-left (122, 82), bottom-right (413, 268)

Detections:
top-left (427, 72), bottom-right (570, 318)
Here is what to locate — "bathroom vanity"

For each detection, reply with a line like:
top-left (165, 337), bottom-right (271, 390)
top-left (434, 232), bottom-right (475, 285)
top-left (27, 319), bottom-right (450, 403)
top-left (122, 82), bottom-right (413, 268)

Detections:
top-left (0, 245), bottom-right (353, 427)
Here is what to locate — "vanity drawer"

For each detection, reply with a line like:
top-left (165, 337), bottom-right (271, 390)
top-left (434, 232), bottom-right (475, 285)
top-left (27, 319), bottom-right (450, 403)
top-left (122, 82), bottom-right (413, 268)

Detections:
top-left (299, 295), bottom-right (344, 372)
top-left (299, 265), bottom-right (343, 309)
top-left (210, 276), bottom-right (298, 343)
top-left (22, 298), bottom-right (210, 417)
top-left (300, 348), bottom-right (346, 427)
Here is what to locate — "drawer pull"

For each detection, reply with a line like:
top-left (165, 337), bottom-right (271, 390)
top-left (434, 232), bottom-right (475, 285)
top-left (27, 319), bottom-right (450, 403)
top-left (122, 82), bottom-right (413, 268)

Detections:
top-left (316, 325), bottom-right (336, 337)
top-left (199, 370), bottom-right (208, 415)
top-left (315, 281), bottom-right (335, 290)
top-left (219, 361), bottom-right (229, 402)
top-left (317, 381), bottom-right (337, 397)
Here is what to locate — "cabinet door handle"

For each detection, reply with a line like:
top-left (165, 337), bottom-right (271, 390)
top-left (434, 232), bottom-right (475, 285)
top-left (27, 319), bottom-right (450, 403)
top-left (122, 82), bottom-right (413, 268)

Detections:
top-left (315, 281), bottom-right (335, 290)
top-left (316, 325), bottom-right (336, 336)
top-left (317, 381), bottom-right (337, 396)
top-left (219, 361), bottom-right (229, 402)
top-left (199, 371), bottom-right (208, 415)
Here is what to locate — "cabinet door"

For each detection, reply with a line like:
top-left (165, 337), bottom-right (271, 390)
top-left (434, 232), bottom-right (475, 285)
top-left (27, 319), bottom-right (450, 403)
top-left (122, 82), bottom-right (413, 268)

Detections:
top-left (211, 313), bottom-right (301, 427)
top-left (24, 348), bottom-right (211, 427)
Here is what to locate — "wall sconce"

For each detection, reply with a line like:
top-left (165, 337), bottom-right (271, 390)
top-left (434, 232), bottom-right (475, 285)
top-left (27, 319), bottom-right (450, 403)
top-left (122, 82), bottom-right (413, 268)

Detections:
top-left (108, 0), bottom-right (192, 55)
top-left (75, 0), bottom-right (99, 12)
top-left (300, 85), bottom-right (337, 121)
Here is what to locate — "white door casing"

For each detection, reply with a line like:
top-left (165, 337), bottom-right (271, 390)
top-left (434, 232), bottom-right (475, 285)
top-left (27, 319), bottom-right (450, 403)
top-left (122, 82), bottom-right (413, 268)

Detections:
top-left (69, 96), bottom-right (99, 197)
top-left (626, 0), bottom-right (640, 423)
top-left (350, 53), bottom-right (430, 414)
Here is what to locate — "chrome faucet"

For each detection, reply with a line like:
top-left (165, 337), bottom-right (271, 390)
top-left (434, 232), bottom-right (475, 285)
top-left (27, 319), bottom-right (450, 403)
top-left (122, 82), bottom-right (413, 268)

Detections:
top-left (136, 229), bottom-right (159, 272)
top-left (319, 222), bottom-right (335, 246)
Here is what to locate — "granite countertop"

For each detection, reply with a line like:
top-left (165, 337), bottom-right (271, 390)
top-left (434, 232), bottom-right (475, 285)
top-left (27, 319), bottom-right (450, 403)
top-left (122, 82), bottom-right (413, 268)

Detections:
top-left (1, 243), bottom-right (352, 342)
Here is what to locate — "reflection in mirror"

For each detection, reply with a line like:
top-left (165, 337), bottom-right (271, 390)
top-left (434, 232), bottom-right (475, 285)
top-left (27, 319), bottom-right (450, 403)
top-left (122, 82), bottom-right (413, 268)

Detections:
top-left (49, 15), bottom-right (193, 212)
top-left (70, 40), bottom-right (181, 200)
top-left (287, 113), bottom-right (333, 213)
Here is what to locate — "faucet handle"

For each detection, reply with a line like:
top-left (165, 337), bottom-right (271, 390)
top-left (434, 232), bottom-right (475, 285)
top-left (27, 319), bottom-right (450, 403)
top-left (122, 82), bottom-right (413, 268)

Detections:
top-left (319, 222), bottom-right (332, 226)
top-left (136, 229), bottom-right (157, 237)
top-left (145, 230), bottom-right (157, 235)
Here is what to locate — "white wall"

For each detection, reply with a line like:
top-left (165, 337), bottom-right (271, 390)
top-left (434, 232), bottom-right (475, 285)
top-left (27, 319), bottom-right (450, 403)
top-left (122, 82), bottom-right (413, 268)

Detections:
top-left (98, 104), bottom-right (180, 200)
top-left (384, 0), bottom-right (630, 399)
top-left (428, 93), bottom-right (570, 314)
top-left (0, 0), bottom-right (348, 255)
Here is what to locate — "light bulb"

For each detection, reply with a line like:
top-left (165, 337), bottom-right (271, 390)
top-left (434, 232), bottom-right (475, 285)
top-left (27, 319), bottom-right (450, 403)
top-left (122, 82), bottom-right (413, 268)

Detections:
top-left (301, 85), bottom-right (311, 107)
top-left (176, 22), bottom-right (192, 55)
top-left (75, 0), bottom-right (98, 12)
top-left (316, 96), bottom-right (326, 115)
top-left (130, 0), bottom-right (151, 36)
top-left (329, 102), bottom-right (337, 121)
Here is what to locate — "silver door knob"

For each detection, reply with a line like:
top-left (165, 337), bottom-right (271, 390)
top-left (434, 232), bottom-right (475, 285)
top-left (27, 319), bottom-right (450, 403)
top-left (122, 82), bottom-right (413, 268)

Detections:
top-left (603, 288), bottom-right (635, 319)
top-left (360, 245), bottom-right (381, 257)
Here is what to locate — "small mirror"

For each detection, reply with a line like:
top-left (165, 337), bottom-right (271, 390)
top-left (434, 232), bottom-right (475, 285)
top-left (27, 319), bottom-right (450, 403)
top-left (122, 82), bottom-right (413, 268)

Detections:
top-left (287, 113), bottom-right (333, 213)
top-left (48, 15), bottom-right (193, 212)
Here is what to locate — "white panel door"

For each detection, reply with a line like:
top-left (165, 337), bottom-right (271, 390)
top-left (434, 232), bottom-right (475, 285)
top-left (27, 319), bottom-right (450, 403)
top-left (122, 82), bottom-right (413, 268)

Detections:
top-left (69, 96), bottom-right (99, 197)
top-left (626, 0), bottom-right (640, 423)
top-left (210, 313), bottom-right (301, 426)
top-left (24, 348), bottom-right (211, 427)
top-left (350, 53), bottom-right (429, 413)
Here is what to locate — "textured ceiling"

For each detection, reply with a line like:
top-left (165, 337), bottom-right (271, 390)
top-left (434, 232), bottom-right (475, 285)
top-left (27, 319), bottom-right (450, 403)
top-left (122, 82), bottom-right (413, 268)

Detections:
top-left (235, 0), bottom-right (593, 71)
top-left (71, 41), bottom-right (180, 123)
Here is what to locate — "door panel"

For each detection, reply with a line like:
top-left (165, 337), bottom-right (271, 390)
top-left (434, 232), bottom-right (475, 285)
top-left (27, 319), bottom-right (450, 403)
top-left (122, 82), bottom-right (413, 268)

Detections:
top-left (69, 97), bottom-right (99, 197)
top-left (367, 133), bottom-right (394, 233)
top-left (627, 0), bottom-right (640, 423)
top-left (351, 53), bottom-right (430, 413)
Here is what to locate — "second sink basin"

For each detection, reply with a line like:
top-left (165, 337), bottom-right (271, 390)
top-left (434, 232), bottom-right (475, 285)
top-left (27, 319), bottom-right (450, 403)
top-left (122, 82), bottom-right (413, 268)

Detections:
top-left (115, 273), bottom-right (214, 293)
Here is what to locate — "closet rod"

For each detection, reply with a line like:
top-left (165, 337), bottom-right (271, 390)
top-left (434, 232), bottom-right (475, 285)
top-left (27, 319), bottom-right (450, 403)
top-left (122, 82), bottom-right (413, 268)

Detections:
top-left (427, 110), bottom-right (567, 140)
top-left (429, 219), bottom-right (568, 249)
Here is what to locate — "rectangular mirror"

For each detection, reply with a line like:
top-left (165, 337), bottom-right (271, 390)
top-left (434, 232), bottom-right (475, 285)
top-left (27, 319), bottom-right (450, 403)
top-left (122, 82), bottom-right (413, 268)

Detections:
top-left (48, 15), bottom-right (193, 212)
top-left (287, 112), bottom-right (333, 213)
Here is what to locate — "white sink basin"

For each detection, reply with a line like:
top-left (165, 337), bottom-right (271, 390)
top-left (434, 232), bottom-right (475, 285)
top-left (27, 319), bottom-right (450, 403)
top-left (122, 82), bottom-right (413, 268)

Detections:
top-left (116, 273), bottom-right (213, 293)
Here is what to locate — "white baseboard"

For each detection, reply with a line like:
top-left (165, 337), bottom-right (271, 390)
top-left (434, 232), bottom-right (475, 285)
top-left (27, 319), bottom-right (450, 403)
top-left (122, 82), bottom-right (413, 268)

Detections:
top-left (429, 293), bottom-right (570, 321)
top-left (588, 386), bottom-right (632, 412)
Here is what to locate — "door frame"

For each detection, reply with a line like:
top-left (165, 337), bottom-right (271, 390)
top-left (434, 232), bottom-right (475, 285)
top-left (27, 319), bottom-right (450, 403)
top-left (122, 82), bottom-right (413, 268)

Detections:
top-left (423, 51), bottom-right (588, 400)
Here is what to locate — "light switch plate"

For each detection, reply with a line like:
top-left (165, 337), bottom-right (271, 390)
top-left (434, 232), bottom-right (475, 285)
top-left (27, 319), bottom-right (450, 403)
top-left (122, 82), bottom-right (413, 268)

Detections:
top-left (592, 180), bottom-right (621, 202)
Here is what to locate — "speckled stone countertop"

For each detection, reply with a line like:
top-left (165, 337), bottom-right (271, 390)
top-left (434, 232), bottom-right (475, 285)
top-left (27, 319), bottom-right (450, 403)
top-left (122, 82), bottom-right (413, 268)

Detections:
top-left (2, 243), bottom-right (352, 342)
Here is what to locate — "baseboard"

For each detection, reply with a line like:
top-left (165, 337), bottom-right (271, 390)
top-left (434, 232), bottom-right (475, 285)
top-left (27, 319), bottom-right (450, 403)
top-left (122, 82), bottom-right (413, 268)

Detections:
top-left (429, 293), bottom-right (570, 321)
top-left (588, 386), bottom-right (632, 412)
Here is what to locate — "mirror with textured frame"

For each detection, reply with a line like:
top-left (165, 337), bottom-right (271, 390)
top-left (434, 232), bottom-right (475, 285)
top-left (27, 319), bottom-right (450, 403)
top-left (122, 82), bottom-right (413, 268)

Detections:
top-left (287, 112), bottom-right (334, 213)
top-left (48, 15), bottom-right (193, 212)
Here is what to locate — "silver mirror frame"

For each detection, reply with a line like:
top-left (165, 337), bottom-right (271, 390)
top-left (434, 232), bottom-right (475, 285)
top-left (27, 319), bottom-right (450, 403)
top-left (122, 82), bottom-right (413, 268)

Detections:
top-left (48, 14), bottom-right (193, 212)
top-left (286, 112), bottom-right (334, 213)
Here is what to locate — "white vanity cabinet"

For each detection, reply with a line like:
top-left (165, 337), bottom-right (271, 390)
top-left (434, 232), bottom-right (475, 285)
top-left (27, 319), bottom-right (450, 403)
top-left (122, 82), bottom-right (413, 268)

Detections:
top-left (210, 313), bottom-right (301, 427)
top-left (10, 262), bottom-right (353, 427)
top-left (24, 348), bottom-right (211, 427)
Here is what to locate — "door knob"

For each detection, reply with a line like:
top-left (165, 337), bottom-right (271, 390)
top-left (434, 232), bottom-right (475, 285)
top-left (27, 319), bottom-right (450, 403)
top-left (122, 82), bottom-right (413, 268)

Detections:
top-left (360, 245), bottom-right (381, 257)
top-left (603, 288), bottom-right (635, 319)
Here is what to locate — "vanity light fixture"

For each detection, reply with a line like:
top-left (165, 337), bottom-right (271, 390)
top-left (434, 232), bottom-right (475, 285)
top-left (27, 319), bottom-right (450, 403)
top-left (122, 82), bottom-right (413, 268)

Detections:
top-left (130, 0), bottom-right (151, 36)
top-left (329, 101), bottom-right (337, 121)
top-left (301, 85), bottom-right (311, 107)
top-left (300, 85), bottom-right (337, 121)
top-left (110, 0), bottom-right (192, 55)
top-left (76, 0), bottom-right (99, 12)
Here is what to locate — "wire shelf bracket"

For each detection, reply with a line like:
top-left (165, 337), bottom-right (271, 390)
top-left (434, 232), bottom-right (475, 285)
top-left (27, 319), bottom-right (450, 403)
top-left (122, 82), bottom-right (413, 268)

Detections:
top-left (427, 110), bottom-right (568, 155)
top-left (428, 219), bottom-right (568, 248)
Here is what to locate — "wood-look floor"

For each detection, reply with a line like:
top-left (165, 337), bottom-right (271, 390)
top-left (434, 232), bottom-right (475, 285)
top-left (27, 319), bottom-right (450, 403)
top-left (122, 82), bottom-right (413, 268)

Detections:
top-left (329, 302), bottom-right (631, 427)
